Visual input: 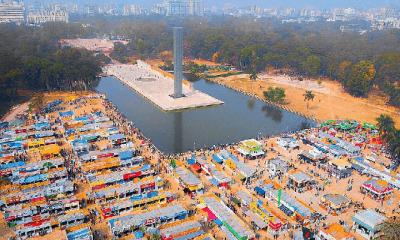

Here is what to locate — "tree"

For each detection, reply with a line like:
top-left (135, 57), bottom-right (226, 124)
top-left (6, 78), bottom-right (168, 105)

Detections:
top-left (250, 70), bottom-right (258, 81)
top-left (159, 50), bottom-right (173, 68)
top-left (303, 55), bottom-right (321, 77)
top-left (376, 114), bottom-right (400, 166)
top-left (303, 90), bottom-right (315, 109)
top-left (337, 60), bottom-right (353, 82)
top-left (376, 114), bottom-right (395, 136)
top-left (264, 87), bottom-right (286, 104)
top-left (345, 60), bottom-right (376, 97)
top-left (377, 219), bottom-right (400, 240)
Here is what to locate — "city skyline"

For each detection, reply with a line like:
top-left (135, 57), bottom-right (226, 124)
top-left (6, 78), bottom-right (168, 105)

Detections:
top-left (23, 0), bottom-right (400, 10)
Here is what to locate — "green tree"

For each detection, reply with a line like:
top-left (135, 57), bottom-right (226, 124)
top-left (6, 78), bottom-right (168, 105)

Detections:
top-left (303, 90), bottom-right (315, 109)
top-left (377, 219), bottom-right (400, 240)
top-left (303, 55), bottom-right (321, 77)
top-left (264, 87), bottom-right (286, 104)
top-left (376, 114), bottom-right (395, 137)
top-left (249, 70), bottom-right (258, 81)
top-left (376, 114), bottom-right (400, 164)
top-left (337, 60), bottom-right (353, 82)
top-left (345, 60), bottom-right (376, 97)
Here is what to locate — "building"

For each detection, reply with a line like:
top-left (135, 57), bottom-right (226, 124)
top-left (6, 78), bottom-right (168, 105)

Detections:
top-left (84, 5), bottom-right (98, 16)
top-left (167, 0), bottom-right (187, 16)
top-left (166, 0), bottom-right (203, 16)
top-left (151, 3), bottom-right (167, 15)
top-left (352, 209), bottom-right (386, 239)
top-left (0, 1), bottom-right (24, 24)
top-left (27, 7), bottom-right (69, 25)
top-left (188, 0), bottom-right (203, 16)
top-left (123, 4), bottom-right (142, 16)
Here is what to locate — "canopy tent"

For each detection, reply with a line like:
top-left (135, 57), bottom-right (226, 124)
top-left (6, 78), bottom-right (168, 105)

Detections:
top-left (362, 122), bottom-right (376, 130)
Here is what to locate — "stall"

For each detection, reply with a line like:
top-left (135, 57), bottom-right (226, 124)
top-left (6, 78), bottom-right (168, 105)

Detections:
top-left (320, 194), bottom-right (351, 215)
top-left (352, 209), bottom-right (386, 239)
top-left (327, 158), bottom-right (353, 179)
top-left (287, 170), bottom-right (314, 193)
top-left (236, 139), bottom-right (265, 159)
top-left (317, 223), bottom-right (354, 240)
top-left (108, 204), bottom-right (188, 238)
top-left (361, 179), bottom-right (393, 200)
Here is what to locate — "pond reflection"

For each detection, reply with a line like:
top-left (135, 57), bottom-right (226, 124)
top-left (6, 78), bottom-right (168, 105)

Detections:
top-left (96, 76), bottom-right (315, 153)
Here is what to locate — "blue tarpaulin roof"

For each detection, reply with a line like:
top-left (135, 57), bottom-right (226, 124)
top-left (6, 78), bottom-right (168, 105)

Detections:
top-left (140, 164), bottom-right (151, 172)
top-left (214, 218), bottom-right (223, 226)
top-left (130, 194), bottom-right (143, 201)
top-left (0, 161), bottom-right (25, 170)
top-left (254, 186), bottom-right (266, 196)
top-left (72, 139), bottom-right (88, 147)
top-left (65, 129), bottom-right (75, 135)
top-left (210, 178), bottom-right (219, 186)
top-left (133, 231), bottom-right (144, 239)
top-left (119, 150), bottom-right (133, 160)
top-left (59, 111), bottom-right (74, 117)
top-left (109, 134), bottom-right (125, 141)
top-left (187, 158), bottom-right (196, 165)
top-left (0, 122), bottom-right (9, 129)
top-left (4, 141), bottom-right (23, 149)
top-left (67, 227), bottom-right (91, 240)
top-left (34, 122), bottom-right (50, 130)
top-left (18, 173), bottom-right (48, 184)
top-left (212, 154), bottom-right (223, 164)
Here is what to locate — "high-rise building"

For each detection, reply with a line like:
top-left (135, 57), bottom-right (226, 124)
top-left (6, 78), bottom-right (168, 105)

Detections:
top-left (167, 0), bottom-right (188, 16)
top-left (188, 0), bottom-right (203, 16)
top-left (27, 5), bottom-right (69, 25)
top-left (85, 5), bottom-right (98, 16)
top-left (166, 0), bottom-right (203, 16)
top-left (123, 4), bottom-right (143, 16)
top-left (151, 3), bottom-right (167, 15)
top-left (0, 1), bottom-right (24, 24)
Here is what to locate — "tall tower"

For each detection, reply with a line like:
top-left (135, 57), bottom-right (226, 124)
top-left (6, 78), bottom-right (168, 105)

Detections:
top-left (173, 27), bottom-right (183, 98)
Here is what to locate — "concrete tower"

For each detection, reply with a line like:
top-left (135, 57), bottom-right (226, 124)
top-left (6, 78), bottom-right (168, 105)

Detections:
top-left (173, 27), bottom-right (183, 98)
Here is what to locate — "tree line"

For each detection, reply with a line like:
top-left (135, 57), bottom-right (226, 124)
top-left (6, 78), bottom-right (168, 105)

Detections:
top-left (100, 16), bottom-right (399, 106)
top-left (0, 23), bottom-right (104, 107)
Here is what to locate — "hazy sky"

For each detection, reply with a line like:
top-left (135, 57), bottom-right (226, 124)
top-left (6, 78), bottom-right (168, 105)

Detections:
top-left (31, 0), bottom-right (400, 9)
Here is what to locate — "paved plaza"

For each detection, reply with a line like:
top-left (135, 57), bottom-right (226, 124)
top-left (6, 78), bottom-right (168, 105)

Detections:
top-left (104, 60), bottom-right (223, 111)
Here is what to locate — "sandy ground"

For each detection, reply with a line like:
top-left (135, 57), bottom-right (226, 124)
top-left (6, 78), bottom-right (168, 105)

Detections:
top-left (1, 102), bottom-right (30, 122)
top-left (208, 73), bottom-right (400, 128)
top-left (60, 38), bottom-right (128, 53)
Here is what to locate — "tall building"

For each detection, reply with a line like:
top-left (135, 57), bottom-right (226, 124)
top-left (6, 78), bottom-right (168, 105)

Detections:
top-left (166, 0), bottom-right (203, 16)
top-left (0, 1), bottom-right (24, 24)
top-left (188, 0), bottom-right (203, 16)
top-left (173, 27), bottom-right (183, 98)
top-left (167, 0), bottom-right (188, 16)
top-left (85, 5), bottom-right (98, 16)
top-left (123, 4), bottom-right (142, 16)
top-left (151, 3), bottom-right (167, 15)
top-left (27, 6), bottom-right (69, 25)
